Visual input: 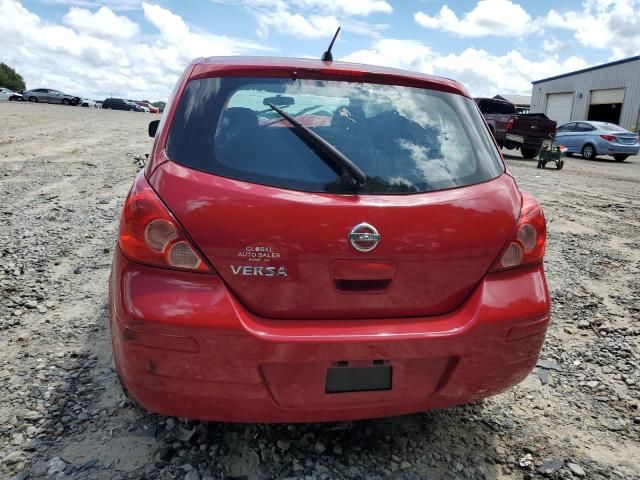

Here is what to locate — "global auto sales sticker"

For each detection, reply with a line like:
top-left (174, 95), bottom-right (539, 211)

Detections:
top-left (236, 245), bottom-right (281, 262)
top-left (231, 245), bottom-right (288, 277)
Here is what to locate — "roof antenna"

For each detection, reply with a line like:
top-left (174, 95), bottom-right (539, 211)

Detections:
top-left (321, 27), bottom-right (341, 62)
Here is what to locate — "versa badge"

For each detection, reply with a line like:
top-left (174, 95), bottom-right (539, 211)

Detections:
top-left (230, 265), bottom-right (288, 277)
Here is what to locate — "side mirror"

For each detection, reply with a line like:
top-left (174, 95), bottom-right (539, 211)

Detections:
top-left (148, 119), bottom-right (160, 137)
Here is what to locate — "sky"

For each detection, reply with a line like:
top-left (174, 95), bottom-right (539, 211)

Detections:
top-left (1, 0), bottom-right (639, 101)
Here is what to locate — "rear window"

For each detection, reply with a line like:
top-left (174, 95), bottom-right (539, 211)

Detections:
top-left (476, 99), bottom-right (516, 115)
top-left (166, 77), bottom-right (503, 194)
top-left (592, 122), bottom-right (626, 132)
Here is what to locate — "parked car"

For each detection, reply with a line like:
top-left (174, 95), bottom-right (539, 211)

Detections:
top-left (128, 100), bottom-right (149, 113)
top-left (23, 88), bottom-right (80, 105)
top-left (102, 98), bottom-right (144, 111)
top-left (0, 87), bottom-right (23, 101)
top-left (554, 121), bottom-right (639, 162)
top-left (81, 98), bottom-right (100, 108)
top-left (110, 56), bottom-right (550, 423)
top-left (134, 100), bottom-right (160, 113)
top-left (475, 97), bottom-right (557, 159)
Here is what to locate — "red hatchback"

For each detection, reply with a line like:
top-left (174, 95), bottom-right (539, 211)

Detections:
top-left (109, 57), bottom-right (550, 423)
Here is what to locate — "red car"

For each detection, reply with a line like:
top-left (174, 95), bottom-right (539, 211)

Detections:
top-left (135, 100), bottom-right (160, 114)
top-left (110, 56), bottom-right (550, 423)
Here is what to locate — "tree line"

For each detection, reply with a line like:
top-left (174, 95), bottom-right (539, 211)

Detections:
top-left (0, 64), bottom-right (26, 92)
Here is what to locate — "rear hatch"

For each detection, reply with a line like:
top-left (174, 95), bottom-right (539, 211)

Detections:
top-left (153, 75), bottom-right (519, 320)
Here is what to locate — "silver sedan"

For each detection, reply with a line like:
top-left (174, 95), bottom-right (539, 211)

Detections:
top-left (23, 88), bottom-right (80, 105)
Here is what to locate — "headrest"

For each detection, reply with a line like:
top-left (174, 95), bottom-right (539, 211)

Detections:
top-left (219, 107), bottom-right (259, 129)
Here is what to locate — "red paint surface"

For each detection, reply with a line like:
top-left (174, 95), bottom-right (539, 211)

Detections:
top-left (110, 248), bottom-right (549, 423)
top-left (111, 58), bottom-right (551, 422)
top-left (152, 162), bottom-right (521, 319)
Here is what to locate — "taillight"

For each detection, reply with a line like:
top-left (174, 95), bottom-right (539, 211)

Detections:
top-left (119, 172), bottom-right (210, 272)
top-left (491, 192), bottom-right (546, 272)
top-left (506, 118), bottom-right (514, 131)
top-left (600, 134), bottom-right (617, 142)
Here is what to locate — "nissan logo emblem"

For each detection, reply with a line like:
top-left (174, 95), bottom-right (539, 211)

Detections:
top-left (348, 223), bottom-right (381, 252)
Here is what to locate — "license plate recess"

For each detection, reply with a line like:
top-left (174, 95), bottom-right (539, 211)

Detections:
top-left (325, 365), bottom-right (392, 394)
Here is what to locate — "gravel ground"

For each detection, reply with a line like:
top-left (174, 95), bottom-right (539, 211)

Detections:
top-left (1, 102), bottom-right (639, 480)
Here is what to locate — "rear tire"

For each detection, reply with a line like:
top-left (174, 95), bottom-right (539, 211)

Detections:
top-left (613, 154), bottom-right (629, 162)
top-left (557, 160), bottom-right (564, 170)
top-left (29, 96), bottom-right (38, 103)
top-left (582, 144), bottom-right (596, 160)
top-left (62, 98), bottom-right (69, 105)
top-left (521, 146), bottom-right (539, 159)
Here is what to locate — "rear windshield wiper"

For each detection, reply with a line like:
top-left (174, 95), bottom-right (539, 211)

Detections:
top-left (263, 104), bottom-right (323, 127)
top-left (267, 103), bottom-right (366, 187)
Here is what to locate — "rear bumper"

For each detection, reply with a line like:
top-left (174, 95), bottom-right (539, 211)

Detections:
top-left (596, 140), bottom-right (640, 155)
top-left (109, 247), bottom-right (550, 423)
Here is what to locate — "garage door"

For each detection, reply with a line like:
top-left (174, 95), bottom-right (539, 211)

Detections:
top-left (545, 93), bottom-right (574, 124)
top-left (590, 88), bottom-right (625, 105)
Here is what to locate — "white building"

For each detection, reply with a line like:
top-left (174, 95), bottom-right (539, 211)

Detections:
top-left (530, 55), bottom-right (640, 131)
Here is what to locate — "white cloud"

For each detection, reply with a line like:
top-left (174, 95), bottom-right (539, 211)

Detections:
top-left (415, 0), bottom-right (535, 37)
top-left (222, 0), bottom-right (391, 38)
top-left (0, 0), bottom-right (269, 100)
top-left (542, 36), bottom-right (570, 54)
top-left (142, 2), bottom-right (269, 72)
top-left (256, 10), bottom-right (340, 39)
top-left (0, 0), bottom-right (625, 105)
top-left (342, 39), bottom-right (435, 74)
top-left (40, 0), bottom-right (142, 11)
top-left (63, 6), bottom-right (139, 39)
top-left (435, 48), bottom-right (588, 95)
top-left (342, 39), bottom-right (589, 96)
top-left (546, 0), bottom-right (640, 58)
top-left (289, 0), bottom-right (391, 16)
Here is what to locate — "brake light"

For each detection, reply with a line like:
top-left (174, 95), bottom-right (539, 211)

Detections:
top-left (320, 68), bottom-right (367, 77)
top-left (119, 172), bottom-right (210, 272)
top-left (600, 134), bottom-right (617, 142)
top-left (506, 118), bottom-right (514, 131)
top-left (491, 192), bottom-right (546, 272)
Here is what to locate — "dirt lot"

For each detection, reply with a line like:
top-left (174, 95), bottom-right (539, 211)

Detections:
top-left (1, 102), bottom-right (639, 480)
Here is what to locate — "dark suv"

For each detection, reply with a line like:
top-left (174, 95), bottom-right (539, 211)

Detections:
top-left (102, 98), bottom-right (143, 111)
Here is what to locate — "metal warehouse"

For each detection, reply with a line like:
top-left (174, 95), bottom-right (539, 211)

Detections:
top-left (530, 55), bottom-right (640, 132)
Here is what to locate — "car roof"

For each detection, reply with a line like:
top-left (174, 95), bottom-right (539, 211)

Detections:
top-left (560, 120), bottom-right (627, 130)
top-left (191, 56), bottom-right (469, 97)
